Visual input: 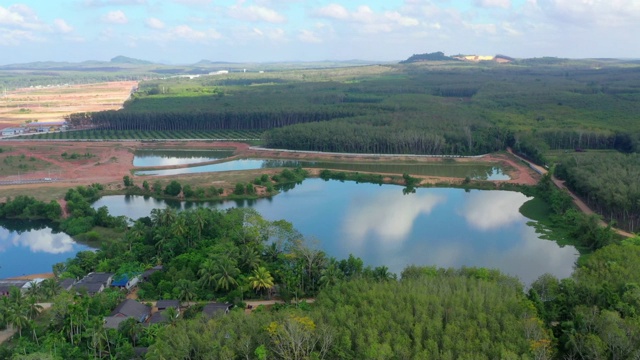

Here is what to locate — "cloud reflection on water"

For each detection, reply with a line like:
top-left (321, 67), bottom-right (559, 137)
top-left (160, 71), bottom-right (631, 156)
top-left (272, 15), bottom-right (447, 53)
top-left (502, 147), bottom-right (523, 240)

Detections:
top-left (0, 228), bottom-right (76, 254)
top-left (461, 191), bottom-right (532, 231)
top-left (343, 192), bottom-right (445, 248)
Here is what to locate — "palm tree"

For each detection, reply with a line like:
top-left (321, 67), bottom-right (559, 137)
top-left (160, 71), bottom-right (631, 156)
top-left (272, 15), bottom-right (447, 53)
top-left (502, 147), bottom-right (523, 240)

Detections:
top-left (198, 259), bottom-right (218, 289)
top-left (319, 261), bottom-right (343, 288)
top-left (40, 278), bottom-right (60, 300)
top-left (163, 307), bottom-right (179, 327)
top-left (248, 267), bottom-right (275, 297)
top-left (9, 286), bottom-right (24, 308)
top-left (8, 307), bottom-right (29, 338)
top-left (240, 245), bottom-right (262, 272)
top-left (176, 279), bottom-right (197, 306)
top-left (25, 280), bottom-right (41, 299)
top-left (373, 266), bottom-right (396, 282)
top-left (212, 258), bottom-right (240, 291)
top-left (26, 296), bottom-right (43, 320)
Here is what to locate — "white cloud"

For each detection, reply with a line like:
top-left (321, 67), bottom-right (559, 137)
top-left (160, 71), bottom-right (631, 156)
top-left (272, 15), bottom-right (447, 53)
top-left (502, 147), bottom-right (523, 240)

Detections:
top-left (298, 29), bottom-right (322, 43)
top-left (228, 5), bottom-right (286, 23)
top-left (460, 191), bottom-right (530, 231)
top-left (475, 0), bottom-right (511, 9)
top-left (0, 4), bottom-right (46, 30)
top-left (0, 228), bottom-right (77, 254)
top-left (313, 4), bottom-right (419, 34)
top-left (83, 0), bottom-right (146, 6)
top-left (145, 17), bottom-right (165, 29)
top-left (103, 10), bottom-right (128, 24)
top-left (344, 192), bottom-right (444, 248)
top-left (534, 0), bottom-right (640, 26)
top-left (315, 3), bottom-right (349, 20)
top-left (172, 0), bottom-right (211, 5)
top-left (0, 6), bottom-right (27, 27)
top-left (54, 19), bottom-right (74, 34)
top-left (0, 29), bottom-right (42, 45)
top-left (167, 25), bottom-right (222, 42)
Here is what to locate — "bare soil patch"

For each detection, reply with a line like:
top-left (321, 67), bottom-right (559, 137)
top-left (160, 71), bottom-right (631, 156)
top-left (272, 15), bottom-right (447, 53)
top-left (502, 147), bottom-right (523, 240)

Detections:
top-left (0, 141), bottom-right (539, 202)
top-left (0, 81), bottom-right (137, 125)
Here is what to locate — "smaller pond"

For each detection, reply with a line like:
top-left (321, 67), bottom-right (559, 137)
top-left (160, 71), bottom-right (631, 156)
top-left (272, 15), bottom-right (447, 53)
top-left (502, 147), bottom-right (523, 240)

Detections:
top-left (0, 220), bottom-right (90, 278)
top-left (133, 149), bottom-right (235, 167)
top-left (135, 158), bottom-right (510, 180)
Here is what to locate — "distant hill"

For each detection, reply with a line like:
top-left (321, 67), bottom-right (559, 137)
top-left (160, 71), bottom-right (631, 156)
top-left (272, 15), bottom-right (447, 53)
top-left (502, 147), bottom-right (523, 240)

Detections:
top-left (193, 60), bottom-right (237, 66)
top-left (110, 56), bottom-right (154, 65)
top-left (399, 52), bottom-right (456, 64)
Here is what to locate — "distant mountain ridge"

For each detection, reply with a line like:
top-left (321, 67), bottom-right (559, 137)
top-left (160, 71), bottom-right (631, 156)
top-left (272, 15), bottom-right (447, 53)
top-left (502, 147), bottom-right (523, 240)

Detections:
top-left (400, 52), bottom-right (455, 63)
top-left (110, 55), bottom-right (153, 65)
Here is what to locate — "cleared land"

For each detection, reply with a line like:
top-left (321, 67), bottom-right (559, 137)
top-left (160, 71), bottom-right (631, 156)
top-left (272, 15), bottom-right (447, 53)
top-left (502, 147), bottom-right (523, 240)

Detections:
top-left (0, 140), bottom-right (538, 202)
top-left (0, 81), bottom-right (137, 127)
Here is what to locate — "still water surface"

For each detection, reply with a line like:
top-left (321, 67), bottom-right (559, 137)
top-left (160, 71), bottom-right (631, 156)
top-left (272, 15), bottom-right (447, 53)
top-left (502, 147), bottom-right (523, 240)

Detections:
top-left (135, 158), bottom-right (510, 180)
top-left (0, 220), bottom-right (90, 278)
top-left (133, 149), bottom-right (235, 167)
top-left (93, 179), bottom-right (576, 285)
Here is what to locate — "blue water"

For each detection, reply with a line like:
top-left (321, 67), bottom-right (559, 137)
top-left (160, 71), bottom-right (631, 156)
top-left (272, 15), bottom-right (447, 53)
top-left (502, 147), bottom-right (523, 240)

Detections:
top-left (133, 150), bottom-right (234, 167)
top-left (134, 158), bottom-right (510, 180)
top-left (0, 221), bottom-right (90, 278)
top-left (93, 179), bottom-right (576, 285)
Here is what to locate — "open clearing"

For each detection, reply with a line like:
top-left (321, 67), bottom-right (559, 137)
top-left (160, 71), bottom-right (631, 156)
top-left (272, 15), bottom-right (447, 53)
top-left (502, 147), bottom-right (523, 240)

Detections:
top-left (0, 140), bottom-right (539, 202)
top-left (0, 81), bottom-right (137, 127)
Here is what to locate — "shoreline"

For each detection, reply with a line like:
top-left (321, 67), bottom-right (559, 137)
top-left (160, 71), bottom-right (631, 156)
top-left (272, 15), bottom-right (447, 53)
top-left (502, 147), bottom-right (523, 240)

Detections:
top-left (5, 272), bottom-right (55, 280)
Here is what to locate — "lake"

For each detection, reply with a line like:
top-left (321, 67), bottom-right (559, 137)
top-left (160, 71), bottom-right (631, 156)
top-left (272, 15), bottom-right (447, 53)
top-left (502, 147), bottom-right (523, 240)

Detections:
top-left (93, 179), bottom-right (577, 285)
top-left (133, 149), bottom-right (235, 167)
top-left (134, 158), bottom-right (510, 180)
top-left (0, 220), bottom-right (91, 278)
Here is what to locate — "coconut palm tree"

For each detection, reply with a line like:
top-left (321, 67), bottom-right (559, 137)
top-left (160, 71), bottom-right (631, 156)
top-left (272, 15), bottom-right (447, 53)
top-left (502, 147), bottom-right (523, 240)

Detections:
top-left (212, 258), bottom-right (240, 291)
top-left (26, 296), bottom-right (43, 320)
top-left (164, 307), bottom-right (179, 327)
top-left (240, 245), bottom-right (262, 272)
top-left (248, 267), bottom-right (275, 298)
top-left (40, 278), bottom-right (60, 300)
top-left (319, 260), bottom-right (343, 288)
top-left (197, 259), bottom-right (218, 289)
top-left (176, 279), bottom-right (197, 306)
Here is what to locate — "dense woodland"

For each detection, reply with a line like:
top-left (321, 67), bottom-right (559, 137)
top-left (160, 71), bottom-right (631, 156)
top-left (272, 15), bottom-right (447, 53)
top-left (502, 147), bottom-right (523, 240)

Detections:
top-left (1, 175), bottom-right (639, 359)
top-left (70, 61), bottom-right (640, 157)
top-left (555, 152), bottom-right (640, 232)
top-left (3, 60), bottom-right (640, 359)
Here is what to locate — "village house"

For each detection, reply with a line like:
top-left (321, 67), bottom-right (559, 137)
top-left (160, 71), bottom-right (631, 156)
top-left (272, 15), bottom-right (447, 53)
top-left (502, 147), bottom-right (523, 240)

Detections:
top-left (104, 299), bottom-right (151, 329)
top-left (110, 274), bottom-right (141, 291)
top-left (73, 272), bottom-right (114, 295)
top-left (202, 302), bottom-right (232, 318)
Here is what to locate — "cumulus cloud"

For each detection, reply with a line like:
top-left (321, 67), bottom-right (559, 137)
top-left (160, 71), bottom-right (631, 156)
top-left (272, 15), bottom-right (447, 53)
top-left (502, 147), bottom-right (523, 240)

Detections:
top-left (313, 4), bottom-right (419, 34)
top-left (0, 4), bottom-right (46, 30)
top-left (460, 191), bottom-right (530, 231)
top-left (167, 25), bottom-right (222, 41)
top-left (344, 192), bottom-right (445, 248)
top-left (0, 228), bottom-right (77, 254)
top-left (83, 0), bottom-right (146, 6)
top-left (475, 0), bottom-right (511, 9)
top-left (533, 0), bottom-right (640, 26)
top-left (172, 0), bottom-right (211, 5)
top-left (54, 19), bottom-right (74, 34)
top-left (228, 4), bottom-right (286, 23)
top-left (103, 10), bottom-right (128, 24)
top-left (298, 29), bottom-right (322, 43)
top-left (145, 17), bottom-right (165, 29)
top-left (315, 3), bottom-right (349, 20)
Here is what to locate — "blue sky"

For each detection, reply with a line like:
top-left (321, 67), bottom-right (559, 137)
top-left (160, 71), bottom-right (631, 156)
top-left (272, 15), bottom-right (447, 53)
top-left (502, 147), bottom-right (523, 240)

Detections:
top-left (1, 0), bottom-right (639, 64)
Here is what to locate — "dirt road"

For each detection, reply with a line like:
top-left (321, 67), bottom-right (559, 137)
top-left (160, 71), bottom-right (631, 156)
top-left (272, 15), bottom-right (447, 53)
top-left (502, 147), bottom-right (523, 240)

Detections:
top-left (507, 148), bottom-right (634, 238)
